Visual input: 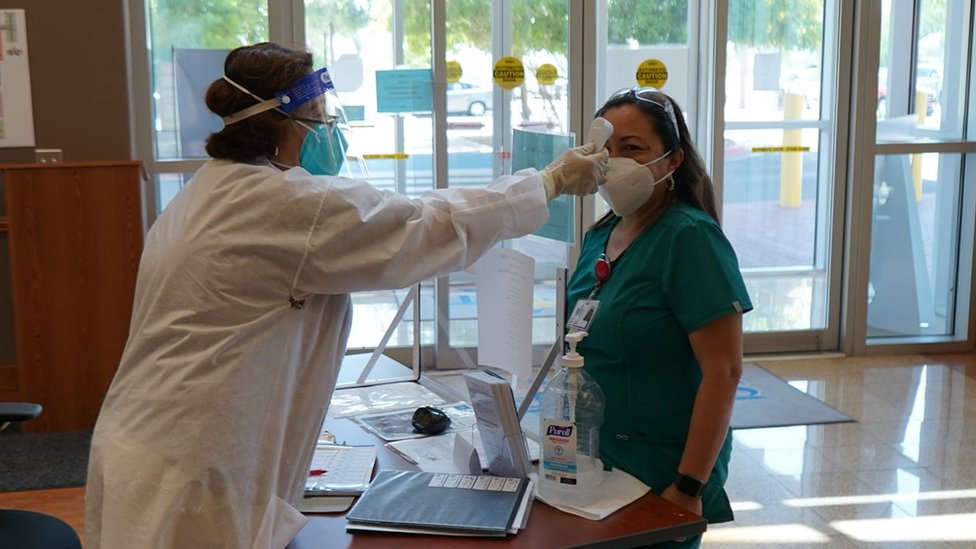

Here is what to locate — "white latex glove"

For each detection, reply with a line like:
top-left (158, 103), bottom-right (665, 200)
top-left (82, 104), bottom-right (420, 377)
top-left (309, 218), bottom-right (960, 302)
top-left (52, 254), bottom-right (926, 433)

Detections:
top-left (540, 142), bottom-right (610, 200)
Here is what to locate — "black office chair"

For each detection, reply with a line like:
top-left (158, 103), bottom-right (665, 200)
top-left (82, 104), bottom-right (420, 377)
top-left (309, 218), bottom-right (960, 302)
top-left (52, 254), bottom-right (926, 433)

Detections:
top-left (0, 402), bottom-right (84, 549)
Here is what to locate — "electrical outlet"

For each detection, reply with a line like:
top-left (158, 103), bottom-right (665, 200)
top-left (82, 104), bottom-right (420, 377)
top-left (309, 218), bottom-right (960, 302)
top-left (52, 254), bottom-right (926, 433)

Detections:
top-left (35, 148), bottom-right (63, 164)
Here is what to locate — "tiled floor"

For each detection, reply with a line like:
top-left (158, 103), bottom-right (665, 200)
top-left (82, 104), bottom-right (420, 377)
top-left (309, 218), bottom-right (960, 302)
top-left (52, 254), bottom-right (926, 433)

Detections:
top-left (703, 353), bottom-right (976, 547)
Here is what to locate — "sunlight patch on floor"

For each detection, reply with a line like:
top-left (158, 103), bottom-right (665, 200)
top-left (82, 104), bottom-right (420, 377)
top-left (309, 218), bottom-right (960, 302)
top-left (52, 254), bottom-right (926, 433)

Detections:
top-left (784, 488), bottom-right (976, 508)
top-left (729, 500), bottom-right (764, 512)
top-left (702, 523), bottom-right (832, 544)
top-left (831, 512), bottom-right (976, 542)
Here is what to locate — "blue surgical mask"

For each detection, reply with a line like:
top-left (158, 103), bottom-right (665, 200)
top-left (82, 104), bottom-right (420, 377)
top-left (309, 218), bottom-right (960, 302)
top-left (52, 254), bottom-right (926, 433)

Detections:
top-left (296, 121), bottom-right (347, 176)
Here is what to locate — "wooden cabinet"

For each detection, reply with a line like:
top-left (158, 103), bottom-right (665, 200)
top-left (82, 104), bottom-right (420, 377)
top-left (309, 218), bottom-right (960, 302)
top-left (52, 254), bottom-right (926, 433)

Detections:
top-left (0, 162), bottom-right (144, 432)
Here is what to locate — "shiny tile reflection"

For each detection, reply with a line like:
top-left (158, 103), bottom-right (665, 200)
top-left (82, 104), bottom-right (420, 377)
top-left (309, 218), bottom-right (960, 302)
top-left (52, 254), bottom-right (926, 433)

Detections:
top-left (703, 353), bottom-right (976, 547)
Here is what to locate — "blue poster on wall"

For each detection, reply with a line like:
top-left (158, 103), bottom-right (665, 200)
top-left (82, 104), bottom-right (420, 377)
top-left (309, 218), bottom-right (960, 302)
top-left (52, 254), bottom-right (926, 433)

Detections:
top-left (512, 128), bottom-right (577, 243)
top-left (375, 69), bottom-right (433, 113)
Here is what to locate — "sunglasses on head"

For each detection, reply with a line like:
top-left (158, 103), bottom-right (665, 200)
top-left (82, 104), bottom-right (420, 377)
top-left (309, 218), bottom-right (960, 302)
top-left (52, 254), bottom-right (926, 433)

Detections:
top-left (608, 86), bottom-right (681, 142)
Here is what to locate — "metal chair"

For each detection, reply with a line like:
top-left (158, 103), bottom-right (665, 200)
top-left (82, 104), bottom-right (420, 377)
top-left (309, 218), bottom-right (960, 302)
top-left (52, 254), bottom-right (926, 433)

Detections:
top-left (0, 402), bottom-right (84, 549)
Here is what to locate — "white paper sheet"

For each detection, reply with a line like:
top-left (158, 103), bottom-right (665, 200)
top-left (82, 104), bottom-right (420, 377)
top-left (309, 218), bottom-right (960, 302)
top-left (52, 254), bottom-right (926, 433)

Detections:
top-left (531, 468), bottom-right (650, 520)
top-left (474, 248), bottom-right (534, 380)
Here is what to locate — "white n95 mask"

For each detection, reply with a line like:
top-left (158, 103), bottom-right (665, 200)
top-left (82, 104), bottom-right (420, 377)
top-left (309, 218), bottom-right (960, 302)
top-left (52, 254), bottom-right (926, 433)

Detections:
top-left (598, 152), bottom-right (674, 216)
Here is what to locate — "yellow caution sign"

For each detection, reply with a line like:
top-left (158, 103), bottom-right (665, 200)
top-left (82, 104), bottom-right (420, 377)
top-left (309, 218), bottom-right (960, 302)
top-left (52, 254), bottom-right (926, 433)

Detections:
top-left (636, 59), bottom-right (668, 89)
top-left (493, 56), bottom-right (524, 90)
top-left (536, 63), bottom-right (558, 85)
top-left (446, 60), bottom-right (462, 84)
top-left (362, 153), bottom-right (410, 160)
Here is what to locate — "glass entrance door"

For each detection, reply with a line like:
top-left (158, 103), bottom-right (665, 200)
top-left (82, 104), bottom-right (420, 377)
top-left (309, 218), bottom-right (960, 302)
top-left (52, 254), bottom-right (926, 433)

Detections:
top-left (302, 1), bottom-right (577, 369)
top-left (721, 1), bottom-right (843, 353)
top-left (861, 0), bottom-right (975, 350)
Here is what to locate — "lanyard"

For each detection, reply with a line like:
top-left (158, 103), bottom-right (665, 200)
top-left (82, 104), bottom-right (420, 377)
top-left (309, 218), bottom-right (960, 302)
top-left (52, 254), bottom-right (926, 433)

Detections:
top-left (588, 253), bottom-right (612, 299)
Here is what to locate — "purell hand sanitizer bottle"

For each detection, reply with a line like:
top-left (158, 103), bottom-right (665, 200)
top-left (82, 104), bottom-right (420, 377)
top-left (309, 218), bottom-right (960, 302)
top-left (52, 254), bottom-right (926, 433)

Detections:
top-left (538, 331), bottom-right (606, 507)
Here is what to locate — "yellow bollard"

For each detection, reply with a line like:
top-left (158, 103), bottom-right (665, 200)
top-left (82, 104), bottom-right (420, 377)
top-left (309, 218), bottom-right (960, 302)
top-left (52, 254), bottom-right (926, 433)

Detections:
top-left (780, 93), bottom-right (804, 208)
top-left (912, 90), bottom-right (926, 202)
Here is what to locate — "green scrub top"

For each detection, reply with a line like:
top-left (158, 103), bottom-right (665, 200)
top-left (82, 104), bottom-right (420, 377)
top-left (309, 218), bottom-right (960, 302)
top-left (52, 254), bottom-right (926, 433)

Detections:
top-left (566, 202), bottom-right (753, 524)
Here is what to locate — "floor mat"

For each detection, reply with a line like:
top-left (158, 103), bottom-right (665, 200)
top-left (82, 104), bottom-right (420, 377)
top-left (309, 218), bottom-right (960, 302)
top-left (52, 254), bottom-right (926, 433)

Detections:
top-left (732, 363), bottom-right (855, 429)
top-left (0, 430), bottom-right (91, 492)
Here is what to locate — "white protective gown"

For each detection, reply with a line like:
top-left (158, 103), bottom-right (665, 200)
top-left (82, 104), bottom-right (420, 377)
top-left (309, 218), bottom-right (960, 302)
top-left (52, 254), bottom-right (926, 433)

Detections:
top-left (85, 159), bottom-right (549, 549)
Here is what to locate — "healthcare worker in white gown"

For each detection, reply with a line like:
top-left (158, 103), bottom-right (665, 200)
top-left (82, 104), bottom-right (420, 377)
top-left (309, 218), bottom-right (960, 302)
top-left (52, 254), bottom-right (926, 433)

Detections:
top-left (85, 42), bottom-right (609, 549)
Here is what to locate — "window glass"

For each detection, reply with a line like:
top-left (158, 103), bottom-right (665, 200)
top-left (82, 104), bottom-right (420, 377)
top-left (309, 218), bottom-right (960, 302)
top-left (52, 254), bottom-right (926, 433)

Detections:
top-left (156, 173), bottom-right (194, 210)
top-left (301, 2), bottom-right (432, 352)
top-left (723, 128), bottom-right (826, 331)
top-left (301, 2), bottom-right (574, 353)
top-left (868, 153), bottom-right (962, 337)
top-left (147, 1), bottom-right (269, 160)
top-left (597, 0), bottom-right (693, 218)
top-left (876, 0), bottom-right (963, 140)
top-left (867, 0), bottom-right (972, 341)
top-left (441, 0), bottom-right (573, 353)
top-left (723, 0), bottom-right (832, 333)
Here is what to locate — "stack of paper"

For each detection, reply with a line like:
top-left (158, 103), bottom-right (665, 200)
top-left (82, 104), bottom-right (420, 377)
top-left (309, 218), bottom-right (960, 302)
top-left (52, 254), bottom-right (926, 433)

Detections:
top-left (463, 370), bottom-right (533, 478)
top-left (345, 469), bottom-right (533, 537)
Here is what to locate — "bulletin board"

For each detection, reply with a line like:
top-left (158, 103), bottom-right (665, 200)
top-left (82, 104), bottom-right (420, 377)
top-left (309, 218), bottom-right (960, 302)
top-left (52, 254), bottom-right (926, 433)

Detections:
top-left (0, 9), bottom-right (35, 147)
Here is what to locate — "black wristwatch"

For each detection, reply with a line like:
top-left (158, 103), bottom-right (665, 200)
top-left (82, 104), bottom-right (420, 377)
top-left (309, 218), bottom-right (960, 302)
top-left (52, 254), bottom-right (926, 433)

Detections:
top-left (673, 473), bottom-right (706, 498)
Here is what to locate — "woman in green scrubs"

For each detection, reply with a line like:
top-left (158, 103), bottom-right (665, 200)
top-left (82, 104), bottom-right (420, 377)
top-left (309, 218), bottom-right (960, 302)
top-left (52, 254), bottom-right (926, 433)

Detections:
top-left (566, 87), bottom-right (752, 548)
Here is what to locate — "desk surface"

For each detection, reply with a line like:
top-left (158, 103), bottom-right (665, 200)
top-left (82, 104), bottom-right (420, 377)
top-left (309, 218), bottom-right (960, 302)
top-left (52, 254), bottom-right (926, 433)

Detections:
top-left (289, 417), bottom-right (706, 549)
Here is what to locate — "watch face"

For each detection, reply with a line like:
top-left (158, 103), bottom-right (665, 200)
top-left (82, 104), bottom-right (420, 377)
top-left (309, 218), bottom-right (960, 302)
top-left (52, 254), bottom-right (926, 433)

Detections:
top-left (675, 474), bottom-right (705, 497)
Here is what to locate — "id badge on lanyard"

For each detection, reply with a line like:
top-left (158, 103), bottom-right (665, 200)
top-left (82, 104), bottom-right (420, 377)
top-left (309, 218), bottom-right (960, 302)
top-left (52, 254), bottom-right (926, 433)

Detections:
top-left (566, 253), bottom-right (612, 332)
top-left (567, 299), bottom-right (600, 331)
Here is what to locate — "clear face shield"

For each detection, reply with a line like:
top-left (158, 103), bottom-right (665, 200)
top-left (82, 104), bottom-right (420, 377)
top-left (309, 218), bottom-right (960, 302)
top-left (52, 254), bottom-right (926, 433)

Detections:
top-left (222, 67), bottom-right (352, 176)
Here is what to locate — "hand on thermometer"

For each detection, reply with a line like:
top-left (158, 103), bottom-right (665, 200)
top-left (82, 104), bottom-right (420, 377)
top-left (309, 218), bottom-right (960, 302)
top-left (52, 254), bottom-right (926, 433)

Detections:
top-left (588, 116), bottom-right (613, 152)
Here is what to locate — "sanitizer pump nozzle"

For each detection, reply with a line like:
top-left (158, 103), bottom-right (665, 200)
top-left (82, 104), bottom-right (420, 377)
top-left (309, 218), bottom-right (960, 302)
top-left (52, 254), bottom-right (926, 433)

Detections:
top-left (562, 330), bottom-right (587, 369)
top-left (561, 331), bottom-right (587, 421)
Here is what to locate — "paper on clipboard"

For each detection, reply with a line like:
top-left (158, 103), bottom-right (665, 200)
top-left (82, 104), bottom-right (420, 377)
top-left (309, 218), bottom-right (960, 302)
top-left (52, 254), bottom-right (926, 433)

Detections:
top-left (303, 444), bottom-right (376, 496)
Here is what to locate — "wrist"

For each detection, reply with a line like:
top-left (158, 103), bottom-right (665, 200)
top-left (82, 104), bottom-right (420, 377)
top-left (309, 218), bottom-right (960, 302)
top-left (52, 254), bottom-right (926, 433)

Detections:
top-left (539, 169), bottom-right (557, 200)
top-left (672, 472), bottom-right (706, 499)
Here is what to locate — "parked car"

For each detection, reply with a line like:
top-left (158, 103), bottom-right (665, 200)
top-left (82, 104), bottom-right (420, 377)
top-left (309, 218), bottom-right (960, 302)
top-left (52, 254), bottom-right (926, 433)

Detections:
top-left (447, 82), bottom-right (492, 116)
